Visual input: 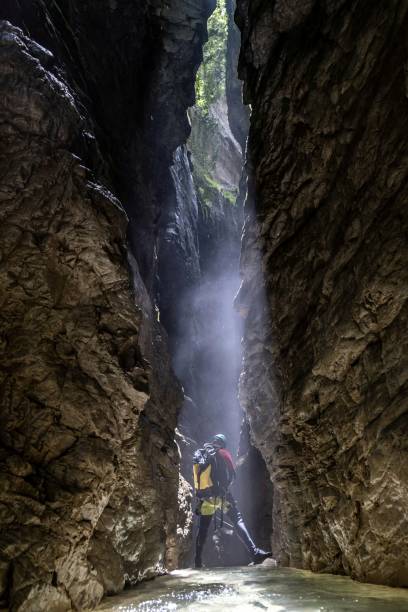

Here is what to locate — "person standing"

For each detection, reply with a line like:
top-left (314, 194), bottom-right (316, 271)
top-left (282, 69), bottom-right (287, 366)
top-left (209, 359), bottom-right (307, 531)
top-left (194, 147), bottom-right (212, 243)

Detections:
top-left (193, 433), bottom-right (273, 568)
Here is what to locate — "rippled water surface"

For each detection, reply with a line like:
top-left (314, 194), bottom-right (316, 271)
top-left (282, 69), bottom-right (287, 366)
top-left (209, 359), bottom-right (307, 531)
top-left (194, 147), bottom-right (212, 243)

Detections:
top-left (96, 565), bottom-right (408, 611)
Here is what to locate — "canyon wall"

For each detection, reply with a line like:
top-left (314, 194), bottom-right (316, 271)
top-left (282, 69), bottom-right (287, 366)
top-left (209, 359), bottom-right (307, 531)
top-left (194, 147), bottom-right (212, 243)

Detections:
top-left (236, 0), bottom-right (408, 587)
top-left (0, 1), bottom-right (215, 609)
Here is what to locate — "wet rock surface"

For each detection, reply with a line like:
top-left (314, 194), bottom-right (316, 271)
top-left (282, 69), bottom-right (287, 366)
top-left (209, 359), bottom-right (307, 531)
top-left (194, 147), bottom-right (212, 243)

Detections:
top-left (236, 0), bottom-right (408, 587)
top-left (0, 0), bottom-right (215, 294)
top-left (0, 0), bottom-right (212, 607)
top-left (235, 421), bottom-right (273, 554)
top-left (157, 145), bottom-right (201, 395)
top-left (225, 0), bottom-right (249, 154)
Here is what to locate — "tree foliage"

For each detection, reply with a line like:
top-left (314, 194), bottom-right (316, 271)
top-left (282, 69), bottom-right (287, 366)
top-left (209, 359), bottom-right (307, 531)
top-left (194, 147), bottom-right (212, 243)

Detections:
top-left (195, 1), bottom-right (227, 112)
top-left (190, 1), bottom-right (238, 213)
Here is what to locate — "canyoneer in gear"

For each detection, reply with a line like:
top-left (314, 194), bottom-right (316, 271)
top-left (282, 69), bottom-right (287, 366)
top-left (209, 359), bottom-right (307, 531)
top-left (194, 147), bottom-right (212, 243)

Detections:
top-left (193, 433), bottom-right (273, 568)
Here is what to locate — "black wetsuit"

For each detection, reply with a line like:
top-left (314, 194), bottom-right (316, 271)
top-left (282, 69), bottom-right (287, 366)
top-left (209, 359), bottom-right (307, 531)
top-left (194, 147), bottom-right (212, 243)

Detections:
top-left (194, 448), bottom-right (258, 567)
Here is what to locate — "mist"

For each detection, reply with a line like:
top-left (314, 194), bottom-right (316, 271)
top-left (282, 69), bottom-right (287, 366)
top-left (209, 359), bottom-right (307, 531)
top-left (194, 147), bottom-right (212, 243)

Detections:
top-left (177, 229), bottom-right (243, 456)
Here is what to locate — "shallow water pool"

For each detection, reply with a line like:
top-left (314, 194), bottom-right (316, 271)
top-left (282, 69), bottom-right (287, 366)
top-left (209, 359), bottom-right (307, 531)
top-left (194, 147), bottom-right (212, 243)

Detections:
top-left (96, 564), bottom-right (408, 611)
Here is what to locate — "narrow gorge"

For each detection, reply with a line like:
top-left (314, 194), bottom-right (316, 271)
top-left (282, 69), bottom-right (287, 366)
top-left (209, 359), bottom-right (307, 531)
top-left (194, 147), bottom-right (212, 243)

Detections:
top-left (0, 0), bottom-right (407, 610)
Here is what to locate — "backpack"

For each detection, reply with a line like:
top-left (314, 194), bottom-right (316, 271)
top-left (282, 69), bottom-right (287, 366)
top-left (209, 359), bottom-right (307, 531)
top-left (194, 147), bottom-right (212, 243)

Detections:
top-left (193, 444), bottom-right (231, 497)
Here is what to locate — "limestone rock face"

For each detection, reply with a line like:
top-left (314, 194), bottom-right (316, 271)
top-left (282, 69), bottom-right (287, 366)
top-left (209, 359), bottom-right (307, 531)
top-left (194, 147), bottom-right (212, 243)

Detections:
top-left (0, 23), bottom-right (150, 609)
top-left (158, 145), bottom-right (201, 393)
top-left (0, 0), bottom-right (214, 293)
top-left (236, 0), bottom-right (408, 587)
top-left (0, 0), bottom-right (210, 607)
top-left (226, 0), bottom-right (249, 153)
top-left (235, 421), bottom-right (273, 555)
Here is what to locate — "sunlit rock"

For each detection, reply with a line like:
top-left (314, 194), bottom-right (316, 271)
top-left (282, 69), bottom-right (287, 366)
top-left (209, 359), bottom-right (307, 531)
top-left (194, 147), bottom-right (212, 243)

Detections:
top-left (236, 0), bottom-right (408, 587)
top-left (0, 0), bottom-right (213, 606)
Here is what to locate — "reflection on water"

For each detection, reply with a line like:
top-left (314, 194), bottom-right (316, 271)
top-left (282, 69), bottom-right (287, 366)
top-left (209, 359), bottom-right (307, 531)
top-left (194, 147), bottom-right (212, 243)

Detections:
top-left (96, 564), bottom-right (408, 611)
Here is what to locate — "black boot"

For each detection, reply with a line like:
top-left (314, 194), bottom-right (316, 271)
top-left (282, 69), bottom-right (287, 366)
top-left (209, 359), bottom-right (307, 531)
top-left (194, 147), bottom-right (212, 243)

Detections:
top-left (235, 518), bottom-right (273, 564)
top-left (252, 548), bottom-right (274, 564)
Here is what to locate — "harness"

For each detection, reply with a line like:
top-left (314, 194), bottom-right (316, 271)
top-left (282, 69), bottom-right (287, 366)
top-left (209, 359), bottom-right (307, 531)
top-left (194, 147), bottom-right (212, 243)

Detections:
top-left (193, 444), bottom-right (233, 528)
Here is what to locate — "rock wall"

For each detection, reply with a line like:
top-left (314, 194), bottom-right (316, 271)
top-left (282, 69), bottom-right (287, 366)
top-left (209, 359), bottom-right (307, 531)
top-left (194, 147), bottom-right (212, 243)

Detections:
top-left (225, 0), bottom-right (249, 154)
top-left (158, 145), bottom-right (201, 397)
top-left (236, 0), bottom-right (408, 587)
top-left (2, 0), bottom-right (214, 294)
top-left (0, 0), bottom-right (214, 608)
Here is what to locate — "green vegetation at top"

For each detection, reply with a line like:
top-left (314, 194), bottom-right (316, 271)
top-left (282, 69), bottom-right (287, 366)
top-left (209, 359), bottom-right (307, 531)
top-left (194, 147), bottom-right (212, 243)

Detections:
top-left (196, 169), bottom-right (238, 217)
top-left (189, 1), bottom-right (239, 214)
top-left (195, 1), bottom-right (227, 112)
